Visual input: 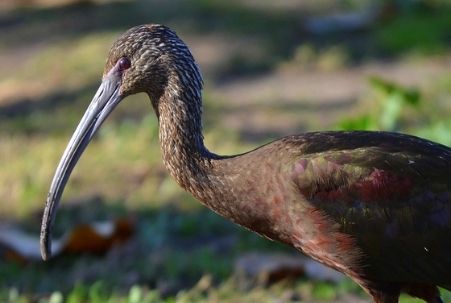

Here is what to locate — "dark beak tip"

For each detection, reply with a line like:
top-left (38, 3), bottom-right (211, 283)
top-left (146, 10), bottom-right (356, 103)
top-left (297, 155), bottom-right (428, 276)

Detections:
top-left (41, 246), bottom-right (50, 261)
top-left (40, 235), bottom-right (51, 261)
top-left (40, 218), bottom-right (52, 261)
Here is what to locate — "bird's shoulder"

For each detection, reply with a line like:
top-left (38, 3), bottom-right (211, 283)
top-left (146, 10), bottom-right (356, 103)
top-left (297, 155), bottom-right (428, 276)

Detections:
top-left (281, 131), bottom-right (450, 159)
top-left (279, 131), bottom-right (451, 185)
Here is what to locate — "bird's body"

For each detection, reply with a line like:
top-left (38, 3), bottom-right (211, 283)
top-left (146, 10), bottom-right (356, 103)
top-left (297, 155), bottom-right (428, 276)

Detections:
top-left (164, 127), bottom-right (451, 302)
top-left (41, 24), bottom-right (451, 303)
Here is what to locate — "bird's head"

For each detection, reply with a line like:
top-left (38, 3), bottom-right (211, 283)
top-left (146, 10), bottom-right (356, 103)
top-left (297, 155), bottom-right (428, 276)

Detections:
top-left (104, 24), bottom-right (201, 105)
top-left (40, 24), bottom-right (202, 260)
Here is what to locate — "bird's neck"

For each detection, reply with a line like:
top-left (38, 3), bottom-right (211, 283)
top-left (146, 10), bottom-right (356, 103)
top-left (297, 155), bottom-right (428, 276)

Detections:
top-left (153, 72), bottom-right (290, 244)
top-left (154, 72), bottom-right (222, 200)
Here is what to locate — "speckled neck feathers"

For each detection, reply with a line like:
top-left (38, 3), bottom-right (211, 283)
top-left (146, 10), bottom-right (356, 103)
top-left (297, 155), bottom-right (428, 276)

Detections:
top-left (146, 26), bottom-right (220, 193)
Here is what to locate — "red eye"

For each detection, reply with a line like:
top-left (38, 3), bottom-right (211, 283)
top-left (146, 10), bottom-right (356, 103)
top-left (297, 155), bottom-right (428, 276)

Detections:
top-left (118, 57), bottom-right (131, 71)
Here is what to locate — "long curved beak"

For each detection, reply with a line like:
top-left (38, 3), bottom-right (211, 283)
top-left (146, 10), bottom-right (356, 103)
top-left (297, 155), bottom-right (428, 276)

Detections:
top-left (40, 72), bottom-right (123, 260)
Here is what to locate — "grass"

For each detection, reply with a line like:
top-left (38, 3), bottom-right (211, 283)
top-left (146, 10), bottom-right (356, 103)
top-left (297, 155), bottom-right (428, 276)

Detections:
top-left (338, 75), bottom-right (451, 146)
top-left (374, 4), bottom-right (451, 56)
top-left (1, 204), bottom-right (300, 301)
top-left (1, 0), bottom-right (451, 302)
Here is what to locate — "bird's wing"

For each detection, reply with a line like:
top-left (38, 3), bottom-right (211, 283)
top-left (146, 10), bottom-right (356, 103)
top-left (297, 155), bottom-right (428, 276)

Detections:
top-left (288, 131), bottom-right (451, 286)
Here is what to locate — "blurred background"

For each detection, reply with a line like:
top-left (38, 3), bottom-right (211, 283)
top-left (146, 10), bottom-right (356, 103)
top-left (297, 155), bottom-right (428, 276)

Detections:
top-left (0, 0), bottom-right (450, 302)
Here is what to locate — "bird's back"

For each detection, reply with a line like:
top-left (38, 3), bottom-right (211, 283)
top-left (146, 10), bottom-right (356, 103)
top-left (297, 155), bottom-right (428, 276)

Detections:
top-left (279, 131), bottom-right (451, 290)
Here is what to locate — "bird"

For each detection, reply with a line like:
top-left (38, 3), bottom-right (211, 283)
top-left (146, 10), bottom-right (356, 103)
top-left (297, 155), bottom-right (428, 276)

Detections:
top-left (40, 24), bottom-right (451, 303)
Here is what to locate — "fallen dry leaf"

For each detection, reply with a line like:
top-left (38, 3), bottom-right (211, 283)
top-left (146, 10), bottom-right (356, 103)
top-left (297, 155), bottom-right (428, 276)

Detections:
top-left (0, 218), bottom-right (134, 262)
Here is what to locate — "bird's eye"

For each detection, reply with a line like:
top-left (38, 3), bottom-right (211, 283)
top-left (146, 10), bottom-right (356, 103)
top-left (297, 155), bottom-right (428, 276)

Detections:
top-left (118, 57), bottom-right (131, 71)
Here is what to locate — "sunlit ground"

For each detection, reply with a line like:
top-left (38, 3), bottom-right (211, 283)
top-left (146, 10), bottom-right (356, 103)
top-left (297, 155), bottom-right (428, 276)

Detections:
top-left (0, 0), bottom-right (450, 302)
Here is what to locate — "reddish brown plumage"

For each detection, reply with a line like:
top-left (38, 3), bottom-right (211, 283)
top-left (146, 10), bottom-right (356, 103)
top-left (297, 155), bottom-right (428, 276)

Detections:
top-left (41, 25), bottom-right (451, 303)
